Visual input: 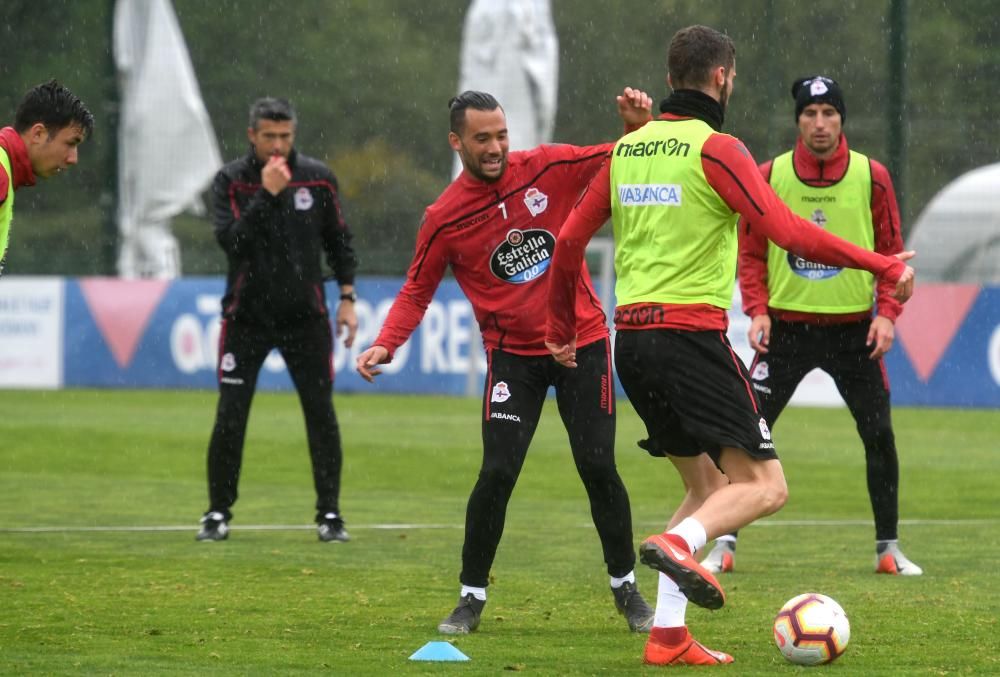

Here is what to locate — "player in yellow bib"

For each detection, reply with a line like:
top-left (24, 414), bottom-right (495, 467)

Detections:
top-left (546, 28), bottom-right (915, 666)
top-left (700, 76), bottom-right (923, 577)
top-left (0, 80), bottom-right (93, 274)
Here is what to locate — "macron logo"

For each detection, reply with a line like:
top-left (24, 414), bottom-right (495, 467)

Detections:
top-left (618, 184), bottom-right (682, 207)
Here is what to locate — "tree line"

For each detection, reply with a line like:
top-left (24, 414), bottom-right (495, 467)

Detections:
top-left (2, 0), bottom-right (997, 275)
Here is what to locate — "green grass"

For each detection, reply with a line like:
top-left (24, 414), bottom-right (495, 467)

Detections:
top-left (0, 390), bottom-right (997, 675)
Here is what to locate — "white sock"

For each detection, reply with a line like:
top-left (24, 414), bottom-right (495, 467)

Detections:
top-left (653, 572), bottom-right (687, 628)
top-left (716, 534), bottom-right (737, 544)
top-left (669, 517), bottom-right (708, 555)
top-left (610, 570), bottom-right (636, 588)
top-left (460, 585), bottom-right (487, 601)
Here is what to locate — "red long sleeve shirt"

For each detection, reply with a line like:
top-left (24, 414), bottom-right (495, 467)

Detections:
top-left (374, 143), bottom-right (612, 358)
top-left (738, 134), bottom-right (905, 323)
top-left (546, 113), bottom-right (907, 346)
top-left (0, 126), bottom-right (36, 201)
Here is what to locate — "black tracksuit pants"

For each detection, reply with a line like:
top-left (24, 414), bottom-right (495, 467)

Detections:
top-left (749, 318), bottom-right (900, 540)
top-left (206, 316), bottom-right (343, 523)
top-left (460, 338), bottom-right (636, 588)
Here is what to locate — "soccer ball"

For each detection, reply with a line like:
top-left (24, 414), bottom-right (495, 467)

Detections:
top-left (773, 593), bottom-right (851, 665)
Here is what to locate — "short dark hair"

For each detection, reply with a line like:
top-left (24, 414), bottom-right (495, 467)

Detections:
top-left (249, 97), bottom-right (297, 130)
top-left (14, 80), bottom-right (94, 139)
top-left (448, 90), bottom-right (502, 134)
top-left (668, 25), bottom-right (736, 90)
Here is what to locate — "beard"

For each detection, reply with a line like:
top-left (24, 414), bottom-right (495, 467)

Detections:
top-left (719, 80), bottom-right (731, 117)
top-left (459, 145), bottom-right (507, 183)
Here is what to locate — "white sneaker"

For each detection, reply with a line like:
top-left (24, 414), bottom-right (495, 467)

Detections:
top-left (875, 542), bottom-right (923, 576)
top-left (700, 539), bottom-right (735, 574)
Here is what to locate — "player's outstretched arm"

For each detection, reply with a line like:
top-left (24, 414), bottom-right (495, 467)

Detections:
top-left (356, 345), bottom-right (389, 383)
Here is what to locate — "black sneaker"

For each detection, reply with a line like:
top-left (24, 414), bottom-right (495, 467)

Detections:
top-left (437, 593), bottom-right (486, 634)
top-left (196, 511), bottom-right (229, 541)
top-left (317, 513), bottom-right (350, 543)
top-left (612, 580), bottom-right (655, 632)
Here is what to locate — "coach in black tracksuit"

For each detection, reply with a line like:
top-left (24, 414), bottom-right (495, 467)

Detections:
top-left (197, 97), bottom-right (359, 544)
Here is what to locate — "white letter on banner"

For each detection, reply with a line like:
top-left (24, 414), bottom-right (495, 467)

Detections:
top-left (421, 301), bottom-right (447, 372)
top-left (171, 313), bottom-right (205, 374)
top-left (989, 323), bottom-right (1000, 386)
top-left (448, 300), bottom-right (472, 372)
top-left (205, 316), bottom-right (221, 370)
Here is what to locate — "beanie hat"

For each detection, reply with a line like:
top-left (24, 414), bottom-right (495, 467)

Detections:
top-left (792, 76), bottom-right (846, 123)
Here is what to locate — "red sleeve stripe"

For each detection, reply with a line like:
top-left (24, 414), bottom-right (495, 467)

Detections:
top-left (877, 356), bottom-right (890, 392)
top-left (216, 318), bottom-right (230, 382)
top-left (603, 336), bottom-right (614, 415)
top-left (719, 331), bottom-right (759, 414)
top-left (483, 348), bottom-right (494, 421)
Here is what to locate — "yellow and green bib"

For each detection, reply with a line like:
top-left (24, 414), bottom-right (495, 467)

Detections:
top-left (610, 119), bottom-right (738, 308)
top-left (766, 149), bottom-right (875, 313)
top-left (0, 147), bottom-right (14, 266)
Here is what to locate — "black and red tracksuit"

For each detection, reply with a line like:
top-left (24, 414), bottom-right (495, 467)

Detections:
top-left (206, 147), bottom-right (357, 523)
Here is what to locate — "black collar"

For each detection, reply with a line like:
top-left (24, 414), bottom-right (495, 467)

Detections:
top-left (658, 89), bottom-right (725, 131)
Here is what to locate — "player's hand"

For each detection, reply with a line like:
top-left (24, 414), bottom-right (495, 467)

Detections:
top-left (336, 298), bottom-right (358, 348)
top-left (356, 346), bottom-right (389, 383)
top-left (890, 251), bottom-right (915, 302)
top-left (748, 314), bottom-right (772, 353)
top-left (867, 315), bottom-right (895, 360)
top-left (617, 86), bottom-right (653, 128)
top-left (546, 338), bottom-right (578, 368)
top-left (262, 154), bottom-right (291, 195)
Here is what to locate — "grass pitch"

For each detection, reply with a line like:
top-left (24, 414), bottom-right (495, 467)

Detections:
top-left (0, 389), bottom-right (997, 675)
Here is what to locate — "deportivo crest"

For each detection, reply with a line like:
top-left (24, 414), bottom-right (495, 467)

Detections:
top-left (489, 228), bottom-right (555, 284)
top-left (751, 361), bottom-right (769, 381)
top-left (759, 417), bottom-right (772, 441)
top-left (491, 381), bottom-right (512, 403)
top-left (523, 187), bottom-right (549, 216)
top-left (810, 79), bottom-right (830, 96)
top-left (294, 187), bottom-right (314, 211)
top-left (220, 352), bottom-right (237, 372)
top-left (786, 208), bottom-right (842, 280)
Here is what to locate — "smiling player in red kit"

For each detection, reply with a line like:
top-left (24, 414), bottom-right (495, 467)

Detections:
top-left (357, 87), bottom-right (658, 637)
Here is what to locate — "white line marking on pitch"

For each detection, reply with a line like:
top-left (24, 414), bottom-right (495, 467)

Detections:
top-left (0, 518), bottom-right (995, 534)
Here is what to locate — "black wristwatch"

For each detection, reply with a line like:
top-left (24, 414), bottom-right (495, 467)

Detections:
top-left (339, 291), bottom-right (357, 303)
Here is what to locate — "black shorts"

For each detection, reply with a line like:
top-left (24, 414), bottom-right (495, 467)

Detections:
top-left (614, 328), bottom-right (778, 462)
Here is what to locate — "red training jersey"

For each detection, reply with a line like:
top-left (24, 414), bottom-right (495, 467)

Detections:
top-left (375, 143), bottom-right (612, 358)
top-left (546, 113), bottom-right (907, 346)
